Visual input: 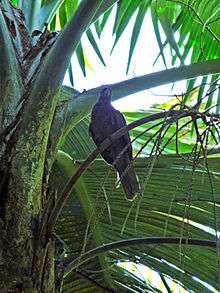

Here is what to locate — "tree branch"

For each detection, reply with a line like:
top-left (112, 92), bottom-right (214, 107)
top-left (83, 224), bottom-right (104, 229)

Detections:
top-left (64, 237), bottom-right (217, 277)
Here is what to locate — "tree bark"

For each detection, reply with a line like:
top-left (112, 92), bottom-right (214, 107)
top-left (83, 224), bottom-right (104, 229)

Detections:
top-left (0, 2), bottom-right (60, 291)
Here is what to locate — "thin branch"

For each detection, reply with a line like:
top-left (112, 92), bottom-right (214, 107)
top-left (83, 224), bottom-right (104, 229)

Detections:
top-left (158, 119), bottom-right (192, 155)
top-left (64, 237), bottom-right (217, 277)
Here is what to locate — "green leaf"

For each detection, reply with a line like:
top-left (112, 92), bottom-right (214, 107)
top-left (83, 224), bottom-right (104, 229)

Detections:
top-left (76, 42), bottom-right (86, 76)
top-left (94, 19), bottom-right (101, 37)
top-left (11, 0), bottom-right (17, 5)
top-left (68, 63), bottom-right (74, 87)
top-left (126, 2), bottom-right (148, 74)
top-left (160, 14), bottom-right (184, 65)
top-left (205, 74), bottom-right (219, 110)
top-left (55, 149), bottom-right (220, 291)
top-left (153, 10), bottom-right (183, 66)
top-left (86, 28), bottom-right (106, 66)
top-left (112, 0), bottom-right (131, 34)
top-left (151, 5), bottom-right (167, 68)
top-left (58, 0), bottom-right (67, 28)
top-left (95, 5), bottom-right (113, 38)
top-left (111, 1), bottom-right (140, 53)
top-left (100, 6), bottom-right (113, 31)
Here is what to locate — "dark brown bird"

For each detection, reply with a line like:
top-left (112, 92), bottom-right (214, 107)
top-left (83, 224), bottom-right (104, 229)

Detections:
top-left (89, 87), bottom-right (139, 200)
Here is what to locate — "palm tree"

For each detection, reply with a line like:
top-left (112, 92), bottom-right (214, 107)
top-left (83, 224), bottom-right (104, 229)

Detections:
top-left (0, 0), bottom-right (220, 291)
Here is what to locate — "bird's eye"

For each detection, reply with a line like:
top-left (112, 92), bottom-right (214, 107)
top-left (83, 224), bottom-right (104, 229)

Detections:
top-left (104, 88), bottom-right (111, 96)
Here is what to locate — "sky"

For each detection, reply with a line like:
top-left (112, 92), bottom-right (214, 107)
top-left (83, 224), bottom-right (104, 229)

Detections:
top-left (64, 9), bottom-right (187, 111)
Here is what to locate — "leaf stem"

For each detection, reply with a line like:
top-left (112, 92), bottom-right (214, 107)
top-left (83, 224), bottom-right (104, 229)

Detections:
top-left (64, 237), bottom-right (217, 277)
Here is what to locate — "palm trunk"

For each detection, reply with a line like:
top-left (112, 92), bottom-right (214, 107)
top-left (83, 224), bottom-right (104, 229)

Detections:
top-left (0, 143), bottom-right (57, 292)
top-left (0, 3), bottom-right (59, 291)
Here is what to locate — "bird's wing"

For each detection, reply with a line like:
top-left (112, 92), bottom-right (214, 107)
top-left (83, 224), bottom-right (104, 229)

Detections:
top-left (89, 105), bottom-right (115, 164)
top-left (112, 109), bottom-right (133, 159)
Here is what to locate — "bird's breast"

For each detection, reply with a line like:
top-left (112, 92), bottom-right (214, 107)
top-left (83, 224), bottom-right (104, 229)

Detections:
top-left (91, 104), bottom-right (118, 139)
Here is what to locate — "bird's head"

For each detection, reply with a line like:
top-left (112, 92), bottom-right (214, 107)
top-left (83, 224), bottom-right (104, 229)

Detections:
top-left (99, 87), bottom-right (112, 103)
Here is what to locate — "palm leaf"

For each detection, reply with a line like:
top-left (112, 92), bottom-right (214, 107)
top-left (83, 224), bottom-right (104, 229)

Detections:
top-left (55, 152), bottom-right (220, 292)
top-left (126, 1), bottom-right (148, 74)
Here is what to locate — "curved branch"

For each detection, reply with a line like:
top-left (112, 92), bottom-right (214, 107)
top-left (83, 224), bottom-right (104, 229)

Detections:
top-left (64, 237), bottom-right (217, 277)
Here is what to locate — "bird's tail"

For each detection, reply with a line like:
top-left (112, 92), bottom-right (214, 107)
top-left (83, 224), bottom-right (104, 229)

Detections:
top-left (116, 157), bottom-right (140, 201)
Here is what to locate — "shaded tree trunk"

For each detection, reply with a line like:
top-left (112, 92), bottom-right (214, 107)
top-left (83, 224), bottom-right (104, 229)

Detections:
top-left (0, 2), bottom-right (61, 291)
top-left (0, 119), bottom-right (58, 293)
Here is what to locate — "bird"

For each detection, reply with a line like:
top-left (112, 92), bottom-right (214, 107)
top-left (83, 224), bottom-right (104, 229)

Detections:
top-left (89, 87), bottom-right (139, 200)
